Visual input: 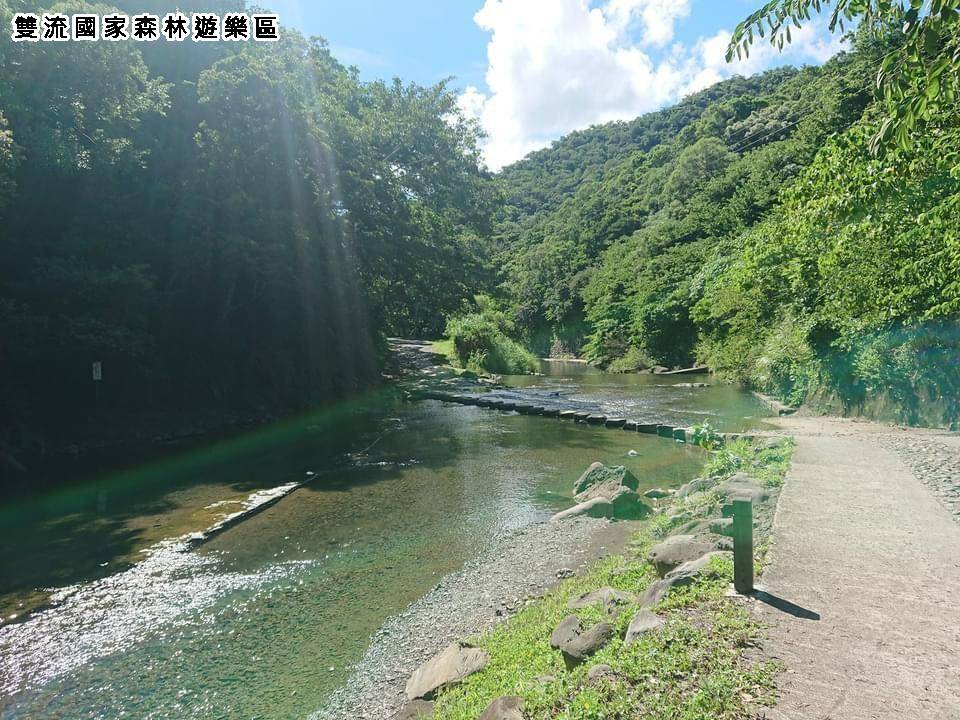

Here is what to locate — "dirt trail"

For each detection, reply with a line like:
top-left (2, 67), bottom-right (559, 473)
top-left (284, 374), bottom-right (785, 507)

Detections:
top-left (755, 415), bottom-right (960, 719)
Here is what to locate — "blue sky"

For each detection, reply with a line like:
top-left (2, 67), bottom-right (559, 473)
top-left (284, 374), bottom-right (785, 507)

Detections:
top-left (269, 1), bottom-right (846, 168)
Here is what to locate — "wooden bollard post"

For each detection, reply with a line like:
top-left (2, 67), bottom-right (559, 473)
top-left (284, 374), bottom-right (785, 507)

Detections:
top-left (732, 494), bottom-right (754, 594)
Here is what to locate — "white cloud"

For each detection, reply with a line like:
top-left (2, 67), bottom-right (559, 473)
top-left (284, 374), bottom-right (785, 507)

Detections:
top-left (462, 0), bottom-right (848, 170)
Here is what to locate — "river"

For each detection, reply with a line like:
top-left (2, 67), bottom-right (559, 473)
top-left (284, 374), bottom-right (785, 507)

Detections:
top-left (0, 365), bottom-right (770, 719)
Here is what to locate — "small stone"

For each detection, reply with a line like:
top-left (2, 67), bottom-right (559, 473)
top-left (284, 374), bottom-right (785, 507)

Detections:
top-left (478, 695), bottom-right (524, 720)
top-left (643, 488), bottom-right (671, 499)
top-left (624, 608), bottom-right (664, 645)
top-left (405, 642), bottom-right (489, 700)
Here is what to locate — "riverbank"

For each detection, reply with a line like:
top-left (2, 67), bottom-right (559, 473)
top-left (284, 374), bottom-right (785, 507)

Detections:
top-left (316, 434), bottom-right (792, 720)
top-left (315, 516), bottom-right (637, 720)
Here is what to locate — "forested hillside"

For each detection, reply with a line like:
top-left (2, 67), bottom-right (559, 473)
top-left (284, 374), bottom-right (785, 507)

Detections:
top-left (0, 0), bottom-right (496, 462)
top-left (493, 30), bottom-right (960, 426)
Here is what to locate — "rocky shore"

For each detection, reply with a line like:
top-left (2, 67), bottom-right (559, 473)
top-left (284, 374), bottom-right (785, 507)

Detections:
top-left (876, 430), bottom-right (960, 521)
top-left (313, 516), bottom-right (635, 720)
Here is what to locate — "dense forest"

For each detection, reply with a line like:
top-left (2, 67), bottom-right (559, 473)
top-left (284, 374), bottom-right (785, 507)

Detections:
top-left (484, 24), bottom-right (960, 427)
top-left (2, 1), bottom-right (959, 482)
top-left (0, 0), bottom-right (497, 472)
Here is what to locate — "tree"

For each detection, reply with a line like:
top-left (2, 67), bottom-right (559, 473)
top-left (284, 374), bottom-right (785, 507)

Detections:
top-left (728, 0), bottom-right (960, 154)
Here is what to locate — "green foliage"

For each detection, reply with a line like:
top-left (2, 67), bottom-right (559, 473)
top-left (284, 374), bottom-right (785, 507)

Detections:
top-left (444, 297), bottom-right (538, 375)
top-left (498, 47), bottom-right (876, 368)
top-left (729, 0), bottom-right (960, 157)
top-left (691, 421), bottom-right (723, 450)
top-left (606, 346), bottom-right (655, 374)
top-left (0, 1), bottom-right (497, 453)
top-left (696, 96), bottom-right (960, 424)
top-left (706, 437), bottom-right (795, 489)
top-left (429, 553), bottom-right (777, 720)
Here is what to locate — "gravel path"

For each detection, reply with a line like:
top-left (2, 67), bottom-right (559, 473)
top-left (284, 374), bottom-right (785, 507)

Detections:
top-left (312, 517), bottom-right (635, 720)
top-left (754, 415), bottom-right (960, 719)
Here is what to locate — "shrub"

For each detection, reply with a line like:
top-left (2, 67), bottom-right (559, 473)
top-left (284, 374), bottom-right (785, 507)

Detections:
top-left (444, 298), bottom-right (538, 375)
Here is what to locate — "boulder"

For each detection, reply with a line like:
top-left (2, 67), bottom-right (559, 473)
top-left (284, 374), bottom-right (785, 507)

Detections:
top-left (394, 699), bottom-right (434, 719)
top-left (478, 696), bottom-right (524, 720)
top-left (624, 608), bottom-right (664, 645)
top-left (641, 551), bottom-right (729, 607)
top-left (643, 488), bottom-right (672, 499)
top-left (709, 517), bottom-right (733, 536)
top-left (567, 587), bottom-right (637, 616)
top-left (666, 551), bottom-right (729, 583)
top-left (550, 615), bottom-right (614, 662)
top-left (552, 490), bottom-right (649, 521)
top-left (405, 643), bottom-right (489, 700)
top-left (717, 473), bottom-right (770, 502)
top-left (550, 615), bottom-right (582, 647)
top-left (648, 535), bottom-right (717, 577)
top-left (573, 463), bottom-right (639, 495)
top-left (676, 476), bottom-right (716, 498)
top-left (550, 497), bottom-right (614, 522)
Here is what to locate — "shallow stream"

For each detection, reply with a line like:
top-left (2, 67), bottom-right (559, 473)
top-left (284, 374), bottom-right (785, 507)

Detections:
top-left (0, 366), bottom-right (769, 719)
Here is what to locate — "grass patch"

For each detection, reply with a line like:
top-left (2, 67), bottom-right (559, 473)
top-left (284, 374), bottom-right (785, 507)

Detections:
top-left (425, 436), bottom-right (794, 719)
top-left (429, 338), bottom-right (458, 366)
top-left (430, 533), bottom-right (778, 719)
top-left (706, 438), bottom-right (795, 489)
top-left (431, 554), bottom-right (777, 720)
top-left (445, 312), bottom-right (538, 375)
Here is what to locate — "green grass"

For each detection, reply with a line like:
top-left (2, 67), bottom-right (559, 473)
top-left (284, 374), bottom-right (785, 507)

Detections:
top-left (426, 437), bottom-right (795, 719)
top-left (430, 553), bottom-right (778, 720)
top-left (705, 438), bottom-right (795, 489)
top-left (429, 338), bottom-right (458, 365)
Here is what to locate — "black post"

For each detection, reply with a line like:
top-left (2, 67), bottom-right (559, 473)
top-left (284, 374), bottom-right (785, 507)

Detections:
top-left (732, 494), bottom-right (754, 594)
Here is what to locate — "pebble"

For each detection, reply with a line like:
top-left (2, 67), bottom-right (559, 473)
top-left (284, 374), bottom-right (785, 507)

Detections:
top-left (877, 433), bottom-right (960, 521)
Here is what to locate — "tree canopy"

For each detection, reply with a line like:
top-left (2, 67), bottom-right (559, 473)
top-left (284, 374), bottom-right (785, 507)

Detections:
top-left (0, 0), bottom-right (497, 458)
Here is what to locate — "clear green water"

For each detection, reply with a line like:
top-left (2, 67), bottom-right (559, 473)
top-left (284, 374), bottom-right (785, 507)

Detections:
top-left (0, 373), bottom-right (769, 719)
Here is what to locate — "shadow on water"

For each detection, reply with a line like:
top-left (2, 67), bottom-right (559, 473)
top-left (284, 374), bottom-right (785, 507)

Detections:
top-left (0, 389), bottom-right (401, 617)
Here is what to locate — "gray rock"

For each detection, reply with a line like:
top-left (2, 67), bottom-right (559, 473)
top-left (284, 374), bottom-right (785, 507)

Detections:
top-left (676, 476), bottom-right (717, 498)
top-left (624, 608), bottom-right (664, 645)
top-left (717, 472), bottom-right (770, 502)
top-left (550, 615), bottom-right (582, 647)
top-left (665, 551), bottom-right (729, 583)
top-left (643, 488), bottom-right (672, 499)
top-left (405, 642), bottom-right (489, 700)
top-left (393, 699), bottom-right (434, 719)
top-left (641, 551), bottom-right (729, 607)
top-left (567, 586), bottom-right (637, 616)
top-left (648, 535), bottom-right (716, 577)
top-left (550, 497), bottom-right (614, 522)
top-left (573, 463), bottom-right (639, 496)
top-left (709, 517), bottom-right (733, 536)
top-left (549, 615), bottom-right (614, 662)
top-left (567, 622), bottom-right (614, 661)
top-left (479, 696), bottom-right (524, 720)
